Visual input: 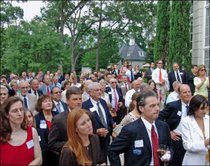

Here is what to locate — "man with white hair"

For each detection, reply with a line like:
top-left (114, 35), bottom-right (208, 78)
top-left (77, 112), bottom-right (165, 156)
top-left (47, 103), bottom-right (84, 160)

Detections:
top-left (82, 82), bottom-right (115, 163)
top-left (125, 79), bottom-right (141, 109)
top-left (18, 81), bottom-right (37, 114)
top-left (105, 78), bottom-right (124, 124)
top-left (81, 79), bottom-right (93, 102)
top-left (0, 85), bottom-right (9, 105)
top-left (166, 81), bottom-right (182, 104)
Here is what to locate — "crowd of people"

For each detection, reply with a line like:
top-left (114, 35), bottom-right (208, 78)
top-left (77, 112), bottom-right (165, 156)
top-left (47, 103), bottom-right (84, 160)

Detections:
top-left (0, 60), bottom-right (209, 166)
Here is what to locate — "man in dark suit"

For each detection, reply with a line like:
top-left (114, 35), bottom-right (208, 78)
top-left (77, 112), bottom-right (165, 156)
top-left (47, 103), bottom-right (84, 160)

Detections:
top-left (51, 86), bottom-right (68, 113)
top-left (82, 82), bottom-right (115, 162)
top-left (112, 64), bottom-right (120, 77)
top-left (28, 78), bottom-right (43, 99)
top-left (144, 62), bottom-right (154, 82)
top-left (105, 78), bottom-right (124, 124)
top-left (39, 74), bottom-right (53, 95)
top-left (168, 62), bottom-right (187, 92)
top-left (108, 90), bottom-right (171, 166)
top-left (158, 84), bottom-right (192, 166)
top-left (48, 87), bottom-right (82, 165)
top-left (186, 64), bottom-right (198, 95)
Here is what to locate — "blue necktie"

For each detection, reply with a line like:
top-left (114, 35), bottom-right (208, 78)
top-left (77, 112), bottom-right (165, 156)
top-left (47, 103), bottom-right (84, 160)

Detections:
top-left (24, 97), bottom-right (28, 109)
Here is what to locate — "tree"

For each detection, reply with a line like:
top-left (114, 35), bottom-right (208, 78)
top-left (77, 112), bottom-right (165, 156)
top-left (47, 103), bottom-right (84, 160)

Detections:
top-left (81, 28), bottom-right (121, 70)
top-left (154, 0), bottom-right (170, 64)
top-left (40, 1), bottom-right (156, 72)
top-left (0, 1), bottom-right (24, 75)
top-left (169, 1), bottom-right (191, 71)
top-left (1, 21), bottom-right (69, 73)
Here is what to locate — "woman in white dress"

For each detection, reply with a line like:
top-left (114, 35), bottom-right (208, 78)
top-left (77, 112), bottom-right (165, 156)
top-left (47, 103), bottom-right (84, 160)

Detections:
top-left (181, 95), bottom-right (210, 165)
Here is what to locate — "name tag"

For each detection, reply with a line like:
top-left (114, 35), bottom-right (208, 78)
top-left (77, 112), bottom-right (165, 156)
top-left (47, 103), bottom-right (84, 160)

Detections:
top-left (133, 149), bottom-right (142, 155)
top-left (26, 140), bottom-right (34, 149)
top-left (177, 111), bottom-right (182, 116)
top-left (40, 120), bottom-right (47, 129)
top-left (134, 140), bottom-right (144, 148)
top-left (90, 107), bottom-right (96, 112)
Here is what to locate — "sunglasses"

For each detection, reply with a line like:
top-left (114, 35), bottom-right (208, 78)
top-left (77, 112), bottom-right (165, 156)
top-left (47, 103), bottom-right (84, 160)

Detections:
top-left (54, 91), bottom-right (62, 94)
top-left (200, 69), bottom-right (206, 71)
top-left (111, 82), bottom-right (117, 84)
top-left (21, 87), bottom-right (29, 90)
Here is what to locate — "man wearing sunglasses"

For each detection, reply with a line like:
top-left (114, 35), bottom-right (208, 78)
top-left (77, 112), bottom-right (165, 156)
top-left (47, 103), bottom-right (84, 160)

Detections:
top-left (51, 86), bottom-right (68, 113)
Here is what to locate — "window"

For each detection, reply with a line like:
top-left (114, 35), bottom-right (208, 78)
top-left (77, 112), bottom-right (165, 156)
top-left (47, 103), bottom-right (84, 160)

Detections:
top-left (138, 51), bottom-right (144, 57)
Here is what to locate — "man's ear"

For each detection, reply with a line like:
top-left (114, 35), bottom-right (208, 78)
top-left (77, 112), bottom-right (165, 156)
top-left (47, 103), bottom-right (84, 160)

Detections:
top-left (137, 105), bottom-right (143, 114)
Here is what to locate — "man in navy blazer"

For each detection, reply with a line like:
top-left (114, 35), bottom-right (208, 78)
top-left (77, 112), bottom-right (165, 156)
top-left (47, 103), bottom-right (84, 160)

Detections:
top-left (51, 86), bottom-right (68, 113)
top-left (28, 78), bottom-right (43, 99)
top-left (82, 82), bottom-right (115, 162)
top-left (158, 84), bottom-right (192, 166)
top-left (108, 90), bottom-right (171, 166)
top-left (48, 87), bottom-right (83, 165)
top-left (168, 62), bottom-right (187, 92)
top-left (105, 78), bottom-right (124, 124)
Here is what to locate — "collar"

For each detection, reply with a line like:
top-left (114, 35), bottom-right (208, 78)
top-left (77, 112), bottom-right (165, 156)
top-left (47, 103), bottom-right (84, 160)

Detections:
top-left (90, 97), bottom-right (99, 106)
top-left (141, 116), bottom-right (156, 132)
top-left (181, 101), bottom-right (189, 107)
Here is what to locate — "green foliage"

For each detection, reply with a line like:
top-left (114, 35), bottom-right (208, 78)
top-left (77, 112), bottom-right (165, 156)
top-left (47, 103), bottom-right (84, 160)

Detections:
top-left (1, 1), bottom-right (157, 74)
top-left (154, 0), bottom-right (170, 64)
top-left (0, 1), bottom-right (24, 27)
top-left (169, 1), bottom-right (191, 71)
top-left (81, 29), bottom-right (121, 70)
top-left (1, 21), bottom-right (69, 74)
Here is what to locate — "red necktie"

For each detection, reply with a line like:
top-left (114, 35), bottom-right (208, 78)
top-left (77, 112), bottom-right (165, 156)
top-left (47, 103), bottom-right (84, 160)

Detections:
top-left (114, 89), bottom-right (118, 112)
top-left (159, 69), bottom-right (162, 83)
top-left (151, 125), bottom-right (160, 166)
top-left (125, 83), bottom-right (128, 92)
top-left (47, 86), bottom-right (50, 96)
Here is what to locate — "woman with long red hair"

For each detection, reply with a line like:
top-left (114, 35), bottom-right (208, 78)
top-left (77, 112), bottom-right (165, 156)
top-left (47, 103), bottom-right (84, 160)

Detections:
top-left (59, 108), bottom-right (105, 166)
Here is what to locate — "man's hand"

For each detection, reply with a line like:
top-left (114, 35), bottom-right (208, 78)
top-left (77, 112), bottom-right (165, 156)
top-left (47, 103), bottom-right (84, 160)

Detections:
top-left (96, 128), bottom-right (109, 137)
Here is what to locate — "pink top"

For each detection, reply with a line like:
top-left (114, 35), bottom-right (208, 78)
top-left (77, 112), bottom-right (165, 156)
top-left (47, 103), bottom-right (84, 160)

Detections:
top-left (0, 126), bottom-right (34, 166)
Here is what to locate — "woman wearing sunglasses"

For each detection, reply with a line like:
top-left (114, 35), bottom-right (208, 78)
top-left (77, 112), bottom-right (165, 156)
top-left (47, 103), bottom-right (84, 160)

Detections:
top-left (194, 65), bottom-right (209, 100)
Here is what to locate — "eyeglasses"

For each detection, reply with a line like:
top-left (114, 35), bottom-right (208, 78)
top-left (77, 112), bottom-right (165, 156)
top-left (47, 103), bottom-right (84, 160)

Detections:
top-left (54, 91), bottom-right (62, 94)
top-left (200, 69), bottom-right (206, 71)
top-left (21, 87), bottom-right (29, 90)
top-left (111, 82), bottom-right (117, 84)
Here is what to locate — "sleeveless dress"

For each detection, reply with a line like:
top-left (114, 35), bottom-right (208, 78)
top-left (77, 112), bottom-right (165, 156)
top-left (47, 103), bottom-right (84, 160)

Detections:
top-left (0, 126), bottom-right (34, 166)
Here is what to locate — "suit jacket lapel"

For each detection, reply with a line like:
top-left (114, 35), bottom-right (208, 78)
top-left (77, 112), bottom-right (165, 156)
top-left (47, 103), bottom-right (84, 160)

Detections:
top-left (191, 116), bottom-right (205, 139)
top-left (89, 99), bottom-right (104, 127)
top-left (139, 119), bottom-right (152, 154)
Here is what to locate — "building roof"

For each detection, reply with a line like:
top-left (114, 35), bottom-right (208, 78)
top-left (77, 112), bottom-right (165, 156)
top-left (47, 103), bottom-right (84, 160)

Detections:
top-left (119, 44), bottom-right (146, 61)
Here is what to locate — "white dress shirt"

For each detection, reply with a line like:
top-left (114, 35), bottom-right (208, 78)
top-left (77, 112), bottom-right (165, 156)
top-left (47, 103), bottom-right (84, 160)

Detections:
top-left (141, 117), bottom-right (159, 166)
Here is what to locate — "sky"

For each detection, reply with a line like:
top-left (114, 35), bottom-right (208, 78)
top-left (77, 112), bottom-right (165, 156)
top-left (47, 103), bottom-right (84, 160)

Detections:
top-left (11, 1), bottom-right (45, 21)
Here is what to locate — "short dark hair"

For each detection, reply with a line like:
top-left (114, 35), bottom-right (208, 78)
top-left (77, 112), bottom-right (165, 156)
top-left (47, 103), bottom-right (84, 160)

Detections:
top-left (188, 95), bottom-right (208, 116)
top-left (136, 90), bottom-right (157, 113)
top-left (51, 86), bottom-right (61, 94)
top-left (66, 86), bottom-right (82, 100)
top-left (191, 64), bottom-right (197, 69)
top-left (36, 95), bottom-right (52, 112)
